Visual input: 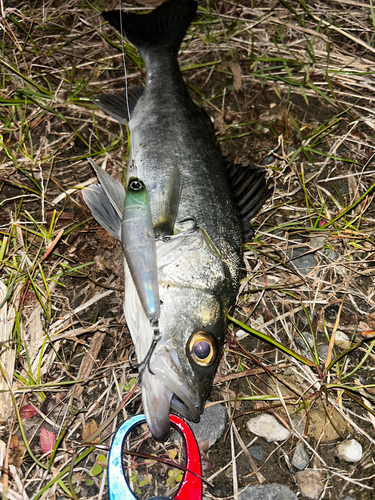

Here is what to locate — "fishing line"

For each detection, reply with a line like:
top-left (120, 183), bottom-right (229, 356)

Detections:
top-left (117, 1), bottom-right (163, 378)
top-left (119, 0), bottom-right (131, 122)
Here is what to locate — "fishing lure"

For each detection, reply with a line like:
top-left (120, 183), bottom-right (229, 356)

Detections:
top-left (122, 175), bottom-right (160, 323)
top-left (108, 414), bottom-right (202, 499)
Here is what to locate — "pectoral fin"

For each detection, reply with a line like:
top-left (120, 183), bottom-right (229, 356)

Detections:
top-left (88, 158), bottom-right (125, 218)
top-left (83, 184), bottom-right (121, 240)
top-left (84, 159), bottom-right (126, 240)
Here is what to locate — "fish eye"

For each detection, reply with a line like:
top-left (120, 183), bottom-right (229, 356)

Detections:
top-left (188, 332), bottom-right (216, 367)
top-left (129, 179), bottom-right (144, 191)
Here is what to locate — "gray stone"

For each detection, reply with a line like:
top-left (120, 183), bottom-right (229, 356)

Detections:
top-left (294, 333), bottom-right (312, 350)
top-left (291, 416), bottom-right (305, 434)
top-left (247, 445), bottom-right (263, 461)
top-left (291, 442), bottom-right (310, 470)
top-left (187, 403), bottom-right (227, 447)
top-left (317, 343), bottom-right (329, 361)
top-left (247, 414), bottom-right (291, 442)
top-left (295, 332), bottom-right (328, 362)
top-left (294, 333), bottom-right (315, 362)
top-left (309, 236), bottom-right (326, 250)
top-left (336, 439), bottom-right (363, 463)
top-left (324, 248), bottom-right (339, 261)
top-left (289, 247), bottom-right (317, 275)
top-left (240, 483), bottom-right (298, 499)
top-left (261, 145), bottom-right (283, 166)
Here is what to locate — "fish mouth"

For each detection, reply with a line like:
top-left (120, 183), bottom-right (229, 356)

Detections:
top-left (141, 371), bottom-right (174, 442)
top-left (141, 347), bottom-right (202, 441)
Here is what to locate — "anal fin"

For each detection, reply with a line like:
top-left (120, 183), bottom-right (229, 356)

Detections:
top-left (227, 162), bottom-right (271, 239)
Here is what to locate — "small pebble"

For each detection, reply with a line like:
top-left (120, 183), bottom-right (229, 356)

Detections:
top-left (184, 403), bottom-right (226, 448)
top-left (334, 330), bottom-right (351, 350)
top-left (247, 414), bottom-right (290, 442)
top-left (336, 439), bottom-right (362, 463)
top-left (291, 416), bottom-right (305, 434)
top-left (291, 442), bottom-right (310, 471)
top-left (309, 236), bottom-right (326, 250)
top-left (240, 483), bottom-right (298, 499)
top-left (247, 445), bottom-right (263, 461)
top-left (317, 343), bottom-right (329, 361)
top-left (295, 469), bottom-right (324, 499)
top-left (289, 247), bottom-right (317, 275)
top-left (324, 248), bottom-right (339, 261)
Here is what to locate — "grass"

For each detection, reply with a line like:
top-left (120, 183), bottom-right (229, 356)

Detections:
top-left (1, 0), bottom-right (375, 498)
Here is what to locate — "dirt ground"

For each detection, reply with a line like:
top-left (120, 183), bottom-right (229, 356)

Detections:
top-left (1, 0), bottom-right (375, 499)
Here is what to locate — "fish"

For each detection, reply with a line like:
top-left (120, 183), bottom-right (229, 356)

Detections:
top-left (83, 0), bottom-right (270, 441)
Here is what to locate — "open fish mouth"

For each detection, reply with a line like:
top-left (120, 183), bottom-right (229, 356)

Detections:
top-left (141, 347), bottom-right (202, 442)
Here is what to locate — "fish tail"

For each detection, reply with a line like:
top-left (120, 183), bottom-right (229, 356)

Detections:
top-left (103, 0), bottom-right (197, 56)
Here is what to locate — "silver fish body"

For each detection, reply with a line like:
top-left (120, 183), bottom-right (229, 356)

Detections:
top-left (87, 0), bottom-right (246, 441)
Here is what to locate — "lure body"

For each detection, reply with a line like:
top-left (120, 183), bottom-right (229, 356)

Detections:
top-left (122, 177), bottom-right (160, 322)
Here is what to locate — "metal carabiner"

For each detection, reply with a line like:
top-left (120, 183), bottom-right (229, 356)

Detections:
top-left (108, 414), bottom-right (202, 500)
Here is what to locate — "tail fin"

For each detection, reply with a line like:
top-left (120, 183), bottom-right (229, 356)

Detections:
top-left (103, 0), bottom-right (197, 56)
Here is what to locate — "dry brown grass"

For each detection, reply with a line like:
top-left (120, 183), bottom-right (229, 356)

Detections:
top-left (1, 0), bottom-right (375, 498)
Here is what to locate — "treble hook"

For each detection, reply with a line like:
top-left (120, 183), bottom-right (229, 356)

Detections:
top-left (128, 319), bottom-right (161, 377)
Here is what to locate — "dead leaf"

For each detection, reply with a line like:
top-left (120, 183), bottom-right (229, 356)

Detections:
top-left (213, 112), bottom-right (226, 134)
top-left (82, 420), bottom-right (98, 442)
top-left (198, 440), bottom-right (209, 453)
top-left (74, 329), bottom-right (107, 398)
top-left (229, 62), bottom-right (242, 91)
top-left (40, 427), bottom-right (56, 455)
top-left (358, 321), bottom-right (371, 332)
top-left (367, 312), bottom-right (375, 329)
top-left (9, 435), bottom-right (19, 449)
top-left (9, 436), bottom-right (26, 468)
top-left (20, 405), bottom-right (38, 420)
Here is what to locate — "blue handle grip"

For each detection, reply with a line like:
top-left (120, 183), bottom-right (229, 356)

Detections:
top-left (108, 414), bottom-right (201, 500)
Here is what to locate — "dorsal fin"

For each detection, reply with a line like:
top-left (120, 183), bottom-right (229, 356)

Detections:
top-left (94, 87), bottom-right (144, 124)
